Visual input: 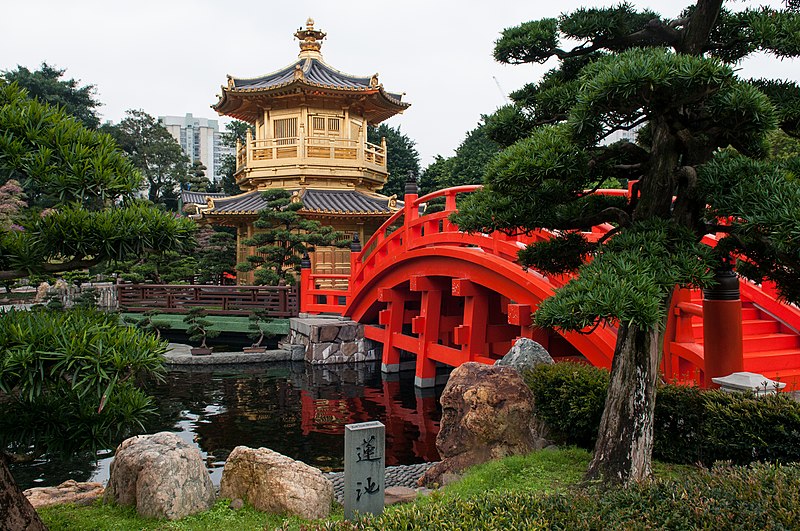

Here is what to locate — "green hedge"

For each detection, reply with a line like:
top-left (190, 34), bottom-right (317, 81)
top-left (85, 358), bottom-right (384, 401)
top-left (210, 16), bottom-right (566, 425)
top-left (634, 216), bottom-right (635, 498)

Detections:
top-left (326, 463), bottom-right (800, 530)
top-left (523, 362), bottom-right (800, 465)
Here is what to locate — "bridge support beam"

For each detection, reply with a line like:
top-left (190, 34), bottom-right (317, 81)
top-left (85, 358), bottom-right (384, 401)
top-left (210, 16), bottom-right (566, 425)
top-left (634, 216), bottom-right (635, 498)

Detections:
top-left (453, 278), bottom-right (489, 362)
top-left (378, 287), bottom-right (411, 373)
top-left (410, 275), bottom-right (447, 388)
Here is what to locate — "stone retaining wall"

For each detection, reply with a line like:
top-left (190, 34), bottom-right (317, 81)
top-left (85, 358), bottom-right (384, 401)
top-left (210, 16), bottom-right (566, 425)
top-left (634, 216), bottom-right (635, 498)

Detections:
top-left (289, 316), bottom-right (380, 364)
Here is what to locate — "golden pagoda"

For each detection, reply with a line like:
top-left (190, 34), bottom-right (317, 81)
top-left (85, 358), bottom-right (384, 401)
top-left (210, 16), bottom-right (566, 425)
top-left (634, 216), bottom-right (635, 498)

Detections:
top-left (195, 19), bottom-right (410, 284)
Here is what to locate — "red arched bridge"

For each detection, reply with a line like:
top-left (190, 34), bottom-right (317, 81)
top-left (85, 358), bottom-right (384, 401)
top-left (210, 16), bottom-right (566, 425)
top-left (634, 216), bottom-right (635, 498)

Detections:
top-left (300, 186), bottom-right (800, 391)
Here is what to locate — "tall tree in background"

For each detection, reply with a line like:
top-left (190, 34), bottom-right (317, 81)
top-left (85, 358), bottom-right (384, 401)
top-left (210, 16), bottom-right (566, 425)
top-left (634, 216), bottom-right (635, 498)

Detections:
top-left (420, 120), bottom-right (502, 194)
top-left (368, 124), bottom-right (421, 197)
top-left (101, 109), bottom-right (189, 205)
top-left (1, 63), bottom-right (101, 129)
top-left (236, 189), bottom-right (347, 285)
top-left (195, 227), bottom-right (237, 284)
top-left (217, 120), bottom-right (253, 196)
top-left (453, 1), bottom-right (800, 484)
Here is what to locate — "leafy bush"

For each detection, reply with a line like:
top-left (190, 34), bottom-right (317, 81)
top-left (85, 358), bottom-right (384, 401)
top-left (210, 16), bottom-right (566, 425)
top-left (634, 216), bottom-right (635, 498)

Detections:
top-left (324, 463), bottom-right (800, 530)
top-left (0, 308), bottom-right (166, 455)
top-left (525, 362), bottom-right (800, 465)
top-left (522, 362), bottom-right (609, 448)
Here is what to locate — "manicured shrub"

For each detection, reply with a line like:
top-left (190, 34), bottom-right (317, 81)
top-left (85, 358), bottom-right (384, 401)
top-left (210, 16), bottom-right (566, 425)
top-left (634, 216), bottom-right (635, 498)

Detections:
top-left (524, 362), bottom-right (800, 466)
top-left (522, 362), bottom-right (609, 448)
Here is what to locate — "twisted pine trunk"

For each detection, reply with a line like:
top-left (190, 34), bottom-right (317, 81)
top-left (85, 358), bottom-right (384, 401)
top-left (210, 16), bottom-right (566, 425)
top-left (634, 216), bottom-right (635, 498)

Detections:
top-left (585, 321), bottom-right (662, 484)
top-left (0, 454), bottom-right (47, 530)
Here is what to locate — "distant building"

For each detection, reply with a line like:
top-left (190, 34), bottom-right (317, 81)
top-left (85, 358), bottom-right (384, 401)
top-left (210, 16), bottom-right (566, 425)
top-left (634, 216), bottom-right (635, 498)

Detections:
top-left (159, 113), bottom-right (234, 186)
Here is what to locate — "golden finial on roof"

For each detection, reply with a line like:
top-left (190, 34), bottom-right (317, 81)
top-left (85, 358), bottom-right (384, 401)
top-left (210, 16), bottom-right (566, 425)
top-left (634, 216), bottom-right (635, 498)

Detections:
top-left (295, 18), bottom-right (326, 56)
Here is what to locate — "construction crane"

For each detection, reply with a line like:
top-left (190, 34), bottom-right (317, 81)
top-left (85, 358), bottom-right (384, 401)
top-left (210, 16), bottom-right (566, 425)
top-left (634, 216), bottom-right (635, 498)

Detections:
top-left (493, 76), bottom-right (509, 104)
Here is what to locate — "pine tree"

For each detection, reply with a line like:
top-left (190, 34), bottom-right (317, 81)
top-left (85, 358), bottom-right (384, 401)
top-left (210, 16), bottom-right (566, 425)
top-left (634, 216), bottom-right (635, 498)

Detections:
top-left (236, 189), bottom-right (348, 285)
top-left (453, 1), bottom-right (800, 484)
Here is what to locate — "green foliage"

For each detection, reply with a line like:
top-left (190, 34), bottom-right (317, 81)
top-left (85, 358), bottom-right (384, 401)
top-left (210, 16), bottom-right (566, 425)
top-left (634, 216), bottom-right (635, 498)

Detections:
top-left (0, 203), bottom-right (196, 281)
top-left (0, 83), bottom-right (196, 281)
top-left (753, 78), bottom-right (800, 138)
top-left (247, 309), bottom-right (275, 348)
top-left (123, 310), bottom-right (171, 340)
top-left (699, 154), bottom-right (800, 303)
top-left (368, 124), bottom-right (421, 197)
top-left (236, 189), bottom-right (348, 285)
top-left (112, 251), bottom-right (198, 284)
top-left (435, 447), bottom-right (591, 498)
top-left (523, 363), bottom-right (609, 448)
top-left (535, 221), bottom-right (715, 330)
top-left (101, 109), bottom-right (189, 205)
top-left (0, 308), bottom-right (166, 455)
top-left (216, 120), bottom-right (252, 196)
top-left (524, 362), bottom-right (800, 465)
top-left (182, 307), bottom-right (220, 349)
top-left (493, 18), bottom-right (560, 64)
top-left (329, 463), bottom-right (800, 530)
top-left (38, 498), bottom-right (294, 531)
top-left (472, 2), bottom-right (800, 482)
top-left (194, 227), bottom-right (236, 285)
top-left (1, 63), bottom-right (101, 129)
top-left (482, 105), bottom-right (536, 149)
top-left (0, 83), bottom-right (139, 209)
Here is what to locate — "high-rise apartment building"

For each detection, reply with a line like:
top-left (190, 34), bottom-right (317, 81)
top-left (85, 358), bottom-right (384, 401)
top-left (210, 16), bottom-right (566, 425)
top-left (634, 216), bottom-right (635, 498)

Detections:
top-left (159, 113), bottom-right (234, 185)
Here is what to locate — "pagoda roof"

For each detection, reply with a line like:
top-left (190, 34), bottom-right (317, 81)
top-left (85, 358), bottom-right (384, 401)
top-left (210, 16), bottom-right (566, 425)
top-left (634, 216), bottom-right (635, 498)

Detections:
top-left (181, 190), bottom-right (227, 205)
top-left (201, 188), bottom-right (400, 217)
top-left (212, 20), bottom-right (410, 124)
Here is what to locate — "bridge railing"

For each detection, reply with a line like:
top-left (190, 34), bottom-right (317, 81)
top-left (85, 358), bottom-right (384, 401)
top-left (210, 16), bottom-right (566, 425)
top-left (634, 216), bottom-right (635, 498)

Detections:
top-left (298, 272), bottom-right (350, 314)
top-left (300, 185), bottom-right (630, 315)
top-left (117, 283), bottom-right (298, 317)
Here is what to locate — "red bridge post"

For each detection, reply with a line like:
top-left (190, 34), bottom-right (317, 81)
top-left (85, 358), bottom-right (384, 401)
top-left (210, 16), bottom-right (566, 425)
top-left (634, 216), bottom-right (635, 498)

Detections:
top-left (703, 267), bottom-right (744, 387)
top-left (410, 275), bottom-right (445, 387)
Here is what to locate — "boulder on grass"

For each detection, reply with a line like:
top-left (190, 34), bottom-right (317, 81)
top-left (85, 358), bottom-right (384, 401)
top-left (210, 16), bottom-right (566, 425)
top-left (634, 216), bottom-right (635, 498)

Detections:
top-left (104, 432), bottom-right (214, 520)
top-left (419, 362), bottom-right (542, 486)
top-left (495, 338), bottom-right (553, 372)
top-left (24, 480), bottom-right (104, 508)
top-left (220, 446), bottom-right (333, 520)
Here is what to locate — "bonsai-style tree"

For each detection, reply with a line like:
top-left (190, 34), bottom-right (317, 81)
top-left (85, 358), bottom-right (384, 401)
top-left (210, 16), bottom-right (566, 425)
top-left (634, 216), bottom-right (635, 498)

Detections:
top-left (124, 309), bottom-right (172, 340)
top-left (453, 1), bottom-right (800, 485)
top-left (183, 307), bottom-right (220, 350)
top-left (236, 189), bottom-right (348, 285)
top-left (247, 308), bottom-right (275, 349)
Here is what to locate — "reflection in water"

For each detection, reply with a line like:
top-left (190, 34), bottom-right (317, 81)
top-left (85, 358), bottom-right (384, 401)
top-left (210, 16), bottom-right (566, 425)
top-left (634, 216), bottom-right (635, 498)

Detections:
top-left (9, 361), bottom-right (441, 489)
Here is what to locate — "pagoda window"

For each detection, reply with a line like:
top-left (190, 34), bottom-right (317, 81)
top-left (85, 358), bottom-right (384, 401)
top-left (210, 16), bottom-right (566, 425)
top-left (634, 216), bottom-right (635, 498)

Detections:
top-left (273, 117), bottom-right (297, 145)
top-left (309, 114), bottom-right (342, 138)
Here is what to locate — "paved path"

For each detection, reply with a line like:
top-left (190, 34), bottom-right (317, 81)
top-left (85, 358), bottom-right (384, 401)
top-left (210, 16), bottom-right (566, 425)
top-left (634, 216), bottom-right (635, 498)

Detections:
top-left (326, 462), bottom-right (437, 503)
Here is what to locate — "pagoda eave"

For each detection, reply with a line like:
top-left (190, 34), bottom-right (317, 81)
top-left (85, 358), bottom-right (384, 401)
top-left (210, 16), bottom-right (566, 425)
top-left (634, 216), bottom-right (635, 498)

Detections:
top-left (213, 83), bottom-right (408, 124)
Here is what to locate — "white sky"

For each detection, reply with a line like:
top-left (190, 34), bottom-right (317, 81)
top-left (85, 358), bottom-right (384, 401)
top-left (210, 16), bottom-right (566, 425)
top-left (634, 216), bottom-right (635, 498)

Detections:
top-left (1, 1), bottom-right (797, 165)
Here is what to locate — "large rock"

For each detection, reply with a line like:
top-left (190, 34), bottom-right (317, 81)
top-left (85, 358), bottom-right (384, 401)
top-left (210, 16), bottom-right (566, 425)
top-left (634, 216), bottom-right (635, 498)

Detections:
top-left (495, 338), bottom-right (553, 372)
top-left (104, 432), bottom-right (214, 520)
top-left (220, 446), bottom-right (333, 520)
top-left (419, 362), bottom-right (541, 486)
top-left (24, 480), bottom-right (104, 508)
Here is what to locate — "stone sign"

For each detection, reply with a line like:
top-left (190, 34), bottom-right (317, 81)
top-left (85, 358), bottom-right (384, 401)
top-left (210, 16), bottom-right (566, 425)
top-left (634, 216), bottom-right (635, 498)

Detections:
top-left (344, 421), bottom-right (385, 519)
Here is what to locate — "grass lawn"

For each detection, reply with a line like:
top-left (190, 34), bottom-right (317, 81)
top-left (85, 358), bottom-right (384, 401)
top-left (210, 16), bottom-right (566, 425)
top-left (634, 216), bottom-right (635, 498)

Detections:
top-left (36, 448), bottom-right (699, 531)
top-left (120, 313), bottom-right (290, 335)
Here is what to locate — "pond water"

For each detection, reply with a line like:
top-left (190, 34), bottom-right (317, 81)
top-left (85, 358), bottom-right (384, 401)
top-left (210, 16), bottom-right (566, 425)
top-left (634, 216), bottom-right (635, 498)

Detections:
top-left (10, 361), bottom-right (442, 490)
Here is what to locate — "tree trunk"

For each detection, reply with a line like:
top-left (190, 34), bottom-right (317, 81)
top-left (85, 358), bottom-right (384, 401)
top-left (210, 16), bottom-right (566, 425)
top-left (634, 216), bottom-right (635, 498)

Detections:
top-left (585, 321), bottom-right (662, 485)
top-left (0, 454), bottom-right (47, 531)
